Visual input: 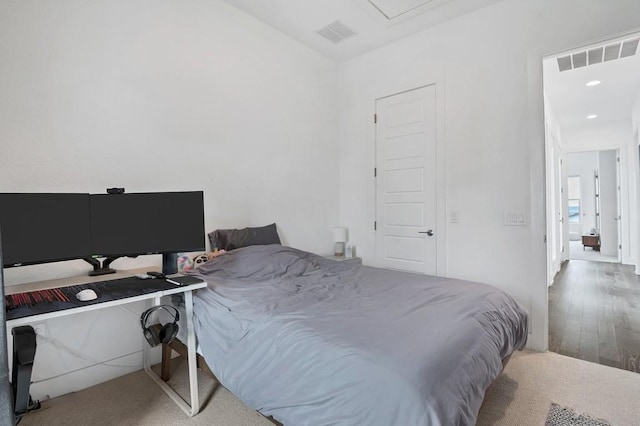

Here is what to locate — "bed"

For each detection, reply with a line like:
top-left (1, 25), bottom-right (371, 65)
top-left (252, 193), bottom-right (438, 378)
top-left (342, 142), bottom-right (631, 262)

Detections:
top-left (165, 244), bottom-right (528, 425)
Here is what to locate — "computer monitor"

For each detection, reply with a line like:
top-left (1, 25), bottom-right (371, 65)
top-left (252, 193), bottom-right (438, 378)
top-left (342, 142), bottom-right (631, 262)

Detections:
top-left (89, 191), bottom-right (205, 259)
top-left (0, 193), bottom-right (91, 267)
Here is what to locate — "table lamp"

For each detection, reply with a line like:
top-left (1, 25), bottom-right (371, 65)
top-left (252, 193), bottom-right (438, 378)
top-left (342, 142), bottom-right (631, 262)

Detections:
top-left (333, 227), bottom-right (347, 257)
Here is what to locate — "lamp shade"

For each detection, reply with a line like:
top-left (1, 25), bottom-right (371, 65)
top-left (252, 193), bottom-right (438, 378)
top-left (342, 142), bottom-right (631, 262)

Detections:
top-left (332, 227), bottom-right (347, 243)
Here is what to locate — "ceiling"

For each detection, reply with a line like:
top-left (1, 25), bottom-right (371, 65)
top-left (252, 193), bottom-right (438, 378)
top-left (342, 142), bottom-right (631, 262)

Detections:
top-left (544, 35), bottom-right (640, 131)
top-left (220, 0), bottom-right (502, 62)
top-left (222, 1), bottom-right (640, 131)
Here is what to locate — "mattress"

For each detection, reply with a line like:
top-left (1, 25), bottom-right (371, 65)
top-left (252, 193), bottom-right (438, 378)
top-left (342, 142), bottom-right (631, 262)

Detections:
top-left (189, 245), bottom-right (528, 425)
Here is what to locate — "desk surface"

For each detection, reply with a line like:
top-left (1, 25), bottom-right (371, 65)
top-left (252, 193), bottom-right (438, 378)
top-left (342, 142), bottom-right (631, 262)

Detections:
top-left (5, 269), bottom-right (206, 323)
top-left (5, 267), bottom-right (159, 295)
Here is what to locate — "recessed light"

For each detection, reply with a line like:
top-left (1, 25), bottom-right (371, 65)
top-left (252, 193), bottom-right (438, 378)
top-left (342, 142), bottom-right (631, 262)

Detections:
top-left (586, 80), bottom-right (601, 87)
top-left (587, 114), bottom-right (598, 119)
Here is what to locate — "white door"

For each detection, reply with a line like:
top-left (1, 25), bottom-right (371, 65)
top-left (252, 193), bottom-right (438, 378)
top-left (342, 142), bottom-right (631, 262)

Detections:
top-left (375, 85), bottom-right (437, 274)
top-left (616, 151), bottom-right (622, 261)
top-left (598, 150), bottom-right (619, 257)
top-left (557, 156), bottom-right (564, 262)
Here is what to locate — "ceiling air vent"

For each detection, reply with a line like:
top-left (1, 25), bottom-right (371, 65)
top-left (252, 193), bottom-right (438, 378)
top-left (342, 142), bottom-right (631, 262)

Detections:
top-left (603, 43), bottom-right (620, 62)
top-left (587, 47), bottom-right (603, 65)
top-left (557, 38), bottom-right (639, 72)
top-left (557, 55), bottom-right (572, 72)
top-left (316, 20), bottom-right (356, 44)
top-left (621, 38), bottom-right (640, 58)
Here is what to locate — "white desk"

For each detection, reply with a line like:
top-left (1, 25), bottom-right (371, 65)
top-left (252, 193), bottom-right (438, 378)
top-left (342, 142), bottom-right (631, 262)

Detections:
top-left (5, 269), bottom-right (206, 417)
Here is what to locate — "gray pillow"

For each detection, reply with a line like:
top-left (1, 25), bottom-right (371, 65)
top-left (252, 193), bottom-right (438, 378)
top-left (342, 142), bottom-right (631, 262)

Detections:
top-left (208, 223), bottom-right (281, 251)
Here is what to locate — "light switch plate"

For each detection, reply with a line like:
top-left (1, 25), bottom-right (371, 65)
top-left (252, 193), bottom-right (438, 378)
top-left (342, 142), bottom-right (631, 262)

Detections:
top-left (504, 209), bottom-right (526, 226)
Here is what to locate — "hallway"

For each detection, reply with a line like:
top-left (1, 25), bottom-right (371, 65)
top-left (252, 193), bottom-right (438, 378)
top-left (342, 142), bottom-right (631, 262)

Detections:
top-left (548, 259), bottom-right (640, 372)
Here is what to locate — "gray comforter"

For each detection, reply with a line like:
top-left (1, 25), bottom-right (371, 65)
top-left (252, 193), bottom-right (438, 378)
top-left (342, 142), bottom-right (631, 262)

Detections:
top-left (190, 245), bottom-right (528, 425)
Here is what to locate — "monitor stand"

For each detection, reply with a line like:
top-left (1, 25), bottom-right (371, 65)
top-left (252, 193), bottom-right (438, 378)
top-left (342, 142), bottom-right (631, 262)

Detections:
top-left (83, 257), bottom-right (118, 276)
top-left (162, 253), bottom-right (178, 275)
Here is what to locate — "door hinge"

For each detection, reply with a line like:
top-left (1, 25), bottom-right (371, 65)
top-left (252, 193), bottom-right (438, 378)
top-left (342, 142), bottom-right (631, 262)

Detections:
top-left (543, 235), bottom-right (547, 243)
top-left (374, 114), bottom-right (377, 124)
top-left (374, 168), bottom-right (377, 178)
top-left (374, 221), bottom-right (377, 231)
top-left (619, 244), bottom-right (622, 250)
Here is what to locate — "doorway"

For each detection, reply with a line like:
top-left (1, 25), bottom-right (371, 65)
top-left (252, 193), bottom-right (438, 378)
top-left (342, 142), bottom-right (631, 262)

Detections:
top-left (543, 31), bottom-right (640, 277)
top-left (565, 149), bottom-right (620, 264)
top-left (543, 32), bottom-right (640, 372)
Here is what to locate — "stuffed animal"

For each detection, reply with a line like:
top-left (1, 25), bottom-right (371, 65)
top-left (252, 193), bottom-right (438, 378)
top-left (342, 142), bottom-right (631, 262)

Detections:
top-left (178, 249), bottom-right (227, 272)
top-left (192, 254), bottom-right (209, 266)
top-left (207, 248), bottom-right (226, 260)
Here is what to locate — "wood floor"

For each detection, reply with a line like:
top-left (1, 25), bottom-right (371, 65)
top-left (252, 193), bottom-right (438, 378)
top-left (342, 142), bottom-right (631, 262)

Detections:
top-left (549, 259), bottom-right (640, 373)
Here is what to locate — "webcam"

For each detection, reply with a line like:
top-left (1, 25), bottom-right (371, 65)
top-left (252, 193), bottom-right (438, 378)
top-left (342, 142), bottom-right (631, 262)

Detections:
top-left (106, 188), bottom-right (125, 194)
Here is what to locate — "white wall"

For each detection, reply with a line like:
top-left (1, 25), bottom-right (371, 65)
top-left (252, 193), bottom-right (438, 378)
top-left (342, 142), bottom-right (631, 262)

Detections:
top-left (338, 0), bottom-right (640, 351)
top-left (633, 92), bottom-right (640, 136)
top-left (0, 0), bottom-right (339, 398)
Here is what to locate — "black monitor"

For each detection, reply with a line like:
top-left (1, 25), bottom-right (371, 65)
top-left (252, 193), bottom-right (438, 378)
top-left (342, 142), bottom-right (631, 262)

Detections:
top-left (89, 191), bottom-right (205, 259)
top-left (0, 193), bottom-right (91, 267)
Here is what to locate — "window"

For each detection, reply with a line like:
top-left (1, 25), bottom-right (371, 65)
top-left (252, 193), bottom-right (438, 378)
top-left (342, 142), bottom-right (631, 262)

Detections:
top-left (567, 176), bottom-right (581, 223)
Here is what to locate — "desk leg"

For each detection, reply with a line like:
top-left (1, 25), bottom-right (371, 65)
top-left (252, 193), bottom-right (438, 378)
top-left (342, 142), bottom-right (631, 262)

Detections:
top-left (143, 292), bottom-right (200, 417)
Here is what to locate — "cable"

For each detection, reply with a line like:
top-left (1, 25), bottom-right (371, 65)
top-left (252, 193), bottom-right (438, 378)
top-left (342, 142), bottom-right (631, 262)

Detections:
top-left (14, 399), bottom-right (40, 425)
top-left (32, 333), bottom-right (142, 384)
top-left (118, 304), bottom-right (142, 319)
top-left (30, 304), bottom-right (166, 385)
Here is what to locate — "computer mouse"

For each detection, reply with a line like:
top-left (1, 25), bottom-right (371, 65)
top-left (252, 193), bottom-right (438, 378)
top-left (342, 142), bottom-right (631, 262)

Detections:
top-left (76, 289), bottom-right (98, 302)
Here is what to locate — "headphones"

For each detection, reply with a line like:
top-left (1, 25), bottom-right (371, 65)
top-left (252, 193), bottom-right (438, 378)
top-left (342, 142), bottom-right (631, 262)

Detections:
top-left (140, 305), bottom-right (180, 347)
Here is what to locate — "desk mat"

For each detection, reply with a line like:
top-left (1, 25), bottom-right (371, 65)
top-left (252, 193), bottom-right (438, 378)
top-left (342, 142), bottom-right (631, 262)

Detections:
top-left (5, 275), bottom-right (203, 321)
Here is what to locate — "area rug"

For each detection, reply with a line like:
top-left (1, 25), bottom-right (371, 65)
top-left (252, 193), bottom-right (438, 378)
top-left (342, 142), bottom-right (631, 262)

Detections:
top-left (546, 403), bottom-right (612, 426)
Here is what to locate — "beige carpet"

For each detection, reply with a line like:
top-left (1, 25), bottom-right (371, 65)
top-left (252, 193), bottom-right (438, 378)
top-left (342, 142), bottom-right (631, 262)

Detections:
top-left (20, 350), bottom-right (640, 426)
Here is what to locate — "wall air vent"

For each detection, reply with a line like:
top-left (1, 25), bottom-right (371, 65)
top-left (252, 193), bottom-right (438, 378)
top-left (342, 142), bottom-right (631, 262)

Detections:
top-left (316, 20), bottom-right (356, 44)
top-left (557, 38), bottom-right (639, 72)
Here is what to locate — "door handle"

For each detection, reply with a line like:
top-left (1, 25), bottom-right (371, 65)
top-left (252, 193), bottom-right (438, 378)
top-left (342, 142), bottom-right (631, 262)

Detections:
top-left (419, 230), bottom-right (434, 236)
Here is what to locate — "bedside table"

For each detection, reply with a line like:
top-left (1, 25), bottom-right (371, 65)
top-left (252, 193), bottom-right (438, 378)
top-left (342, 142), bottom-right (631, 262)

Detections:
top-left (323, 255), bottom-right (362, 265)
